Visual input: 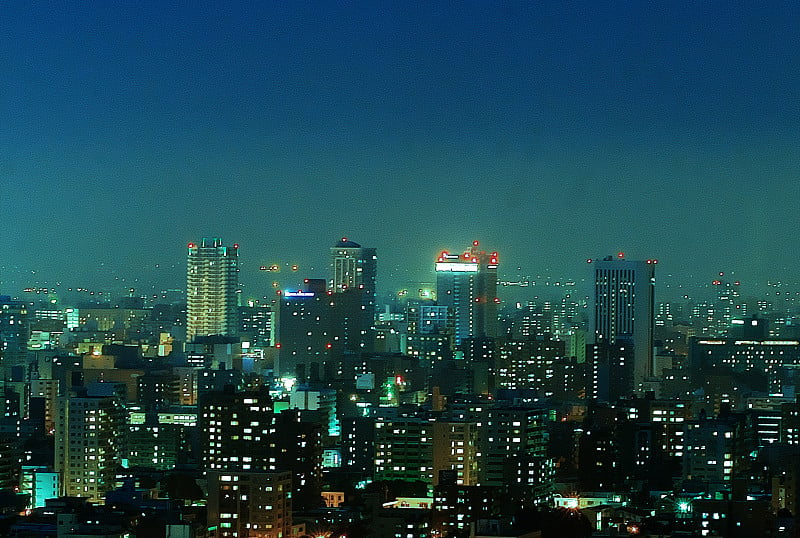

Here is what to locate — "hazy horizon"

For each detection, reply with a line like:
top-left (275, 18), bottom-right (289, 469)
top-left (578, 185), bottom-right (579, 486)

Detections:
top-left (3, 2), bottom-right (799, 301)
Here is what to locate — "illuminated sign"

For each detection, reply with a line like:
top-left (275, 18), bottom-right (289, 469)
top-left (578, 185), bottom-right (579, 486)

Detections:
top-left (436, 262), bottom-right (479, 272)
top-left (284, 291), bottom-right (315, 298)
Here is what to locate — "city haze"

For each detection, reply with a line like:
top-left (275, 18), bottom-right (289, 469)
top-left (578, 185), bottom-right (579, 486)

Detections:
top-left (2, 2), bottom-right (799, 297)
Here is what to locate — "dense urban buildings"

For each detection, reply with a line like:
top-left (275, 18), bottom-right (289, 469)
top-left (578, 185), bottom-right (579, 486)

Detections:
top-left (0, 237), bottom-right (799, 537)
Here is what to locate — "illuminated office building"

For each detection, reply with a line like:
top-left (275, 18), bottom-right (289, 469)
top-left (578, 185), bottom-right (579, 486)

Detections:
top-left (207, 470), bottom-right (292, 538)
top-left (186, 238), bottom-right (240, 342)
top-left (435, 242), bottom-right (499, 346)
top-left (590, 254), bottom-right (655, 398)
top-left (405, 303), bottom-right (453, 366)
top-left (200, 387), bottom-right (323, 511)
top-left (54, 384), bottom-right (125, 503)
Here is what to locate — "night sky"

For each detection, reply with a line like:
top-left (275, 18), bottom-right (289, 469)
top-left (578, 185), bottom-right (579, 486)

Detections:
top-left (2, 2), bottom-right (799, 299)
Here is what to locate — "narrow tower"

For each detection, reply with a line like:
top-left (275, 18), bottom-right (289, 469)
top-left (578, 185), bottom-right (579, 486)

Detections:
top-left (435, 241), bottom-right (499, 346)
top-left (330, 237), bottom-right (377, 349)
top-left (186, 238), bottom-right (239, 342)
top-left (590, 253), bottom-right (655, 399)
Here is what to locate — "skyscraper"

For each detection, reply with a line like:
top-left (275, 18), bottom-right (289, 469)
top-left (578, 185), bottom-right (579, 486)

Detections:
top-left (330, 237), bottom-right (377, 347)
top-left (435, 241), bottom-right (499, 346)
top-left (186, 238), bottom-right (239, 342)
top-left (590, 253), bottom-right (656, 398)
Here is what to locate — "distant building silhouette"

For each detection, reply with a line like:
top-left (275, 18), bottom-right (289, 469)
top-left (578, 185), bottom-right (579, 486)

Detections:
top-left (330, 237), bottom-right (377, 350)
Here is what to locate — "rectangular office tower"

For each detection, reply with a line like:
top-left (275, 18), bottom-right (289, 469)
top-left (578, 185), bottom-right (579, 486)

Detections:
top-left (590, 254), bottom-right (656, 400)
top-left (186, 238), bottom-right (239, 342)
top-left (436, 241), bottom-right (499, 346)
top-left (330, 237), bottom-right (377, 349)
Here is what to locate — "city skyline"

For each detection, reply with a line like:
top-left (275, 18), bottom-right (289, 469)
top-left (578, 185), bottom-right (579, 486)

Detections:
top-left (0, 235), bottom-right (794, 306)
top-left (3, 2), bottom-right (800, 297)
top-left (2, 3), bottom-right (800, 535)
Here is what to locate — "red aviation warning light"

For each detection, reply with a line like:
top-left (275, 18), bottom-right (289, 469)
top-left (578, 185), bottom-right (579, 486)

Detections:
top-left (587, 258), bottom-right (593, 263)
top-left (617, 252), bottom-right (625, 259)
top-left (187, 243), bottom-right (195, 249)
top-left (233, 243), bottom-right (239, 249)
top-left (473, 240), bottom-right (480, 246)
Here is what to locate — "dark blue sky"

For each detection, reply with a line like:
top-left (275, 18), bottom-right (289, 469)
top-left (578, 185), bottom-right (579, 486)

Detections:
top-left (2, 1), bottom-right (799, 298)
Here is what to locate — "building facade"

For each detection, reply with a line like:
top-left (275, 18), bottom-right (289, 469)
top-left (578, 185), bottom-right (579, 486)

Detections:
top-left (330, 238), bottom-right (377, 351)
top-left (435, 242), bottom-right (499, 346)
top-left (54, 385), bottom-right (125, 503)
top-left (591, 254), bottom-right (655, 398)
top-left (186, 238), bottom-right (239, 342)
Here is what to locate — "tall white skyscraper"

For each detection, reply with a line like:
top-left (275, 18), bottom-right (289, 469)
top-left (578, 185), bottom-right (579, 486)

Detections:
top-left (186, 238), bottom-right (239, 342)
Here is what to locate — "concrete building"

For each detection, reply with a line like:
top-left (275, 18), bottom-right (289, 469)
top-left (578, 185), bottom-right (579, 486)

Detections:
top-left (55, 384), bottom-right (125, 503)
top-left (207, 470), bottom-right (292, 538)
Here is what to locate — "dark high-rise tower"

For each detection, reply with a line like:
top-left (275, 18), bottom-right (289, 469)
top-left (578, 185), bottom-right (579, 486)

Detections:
top-left (435, 241), bottom-right (499, 346)
top-left (186, 238), bottom-right (239, 342)
top-left (590, 253), bottom-right (655, 398)
top-left (330, 238), bottom-right (377, 348)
